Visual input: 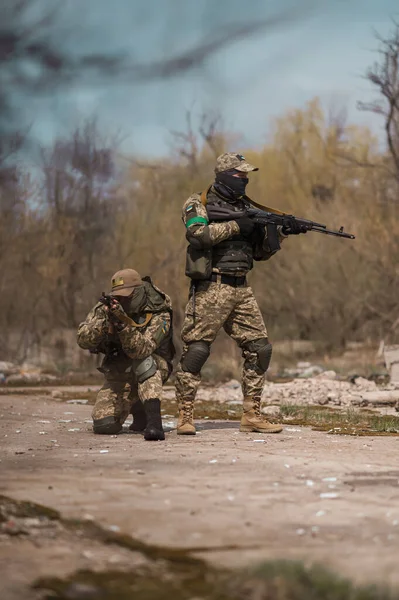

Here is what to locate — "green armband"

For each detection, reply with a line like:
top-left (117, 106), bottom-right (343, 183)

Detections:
top-left (186, 216), bottom-right (208, 228)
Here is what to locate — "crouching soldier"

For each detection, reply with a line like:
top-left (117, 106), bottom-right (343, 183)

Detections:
top-left (77, 269), bottom-right (175, 441)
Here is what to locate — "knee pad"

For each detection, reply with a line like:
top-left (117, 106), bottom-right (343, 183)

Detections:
top-left (181, 341), bottom-right (210, 374)
top-left (135, 356), bottom-right (157, 383)
top-left (93, 416), bottom-right (123, 435)
top-left (244, 338), bottom-right (272, 373)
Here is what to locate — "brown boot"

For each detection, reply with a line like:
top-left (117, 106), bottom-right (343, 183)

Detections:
top-left (177, 401), bottom-right (196, 435)
top-left (240, 397), bottom-right (283, 434)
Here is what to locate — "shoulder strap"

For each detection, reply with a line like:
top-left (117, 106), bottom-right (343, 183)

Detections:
top-left (244, 194), bottom-right (286, 216)
top-left (201, 185), bottom-right (286, 216)
top-left (200, 184), bottom-right (213, 206)
top-left (111, 307), bottom-right (153, 329)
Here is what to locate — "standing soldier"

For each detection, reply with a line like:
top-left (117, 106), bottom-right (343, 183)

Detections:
top-left (175, 152), bottom-right (306, 436)
top-left (77, 269), bottom-right (174, 441)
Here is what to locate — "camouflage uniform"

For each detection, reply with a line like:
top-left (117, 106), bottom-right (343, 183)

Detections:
top-left (77, 271), bottom-right (173, 439)
top-left (175, 153), bottom-right (286, 435)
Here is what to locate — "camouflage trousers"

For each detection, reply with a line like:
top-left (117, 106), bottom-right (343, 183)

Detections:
top-left (175, 281), bottom-right (268, 404)
top-left (92, 354), bottom-right (170, 425)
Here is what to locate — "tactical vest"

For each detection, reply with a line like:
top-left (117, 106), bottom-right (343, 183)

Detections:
top-left (185, 189), bottom-right (254, 279)
top-left (206, 192), bottom-right (253, 274)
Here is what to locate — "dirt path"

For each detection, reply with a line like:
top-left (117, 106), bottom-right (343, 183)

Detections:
top-left (1, 392), bottom-right (399, 598)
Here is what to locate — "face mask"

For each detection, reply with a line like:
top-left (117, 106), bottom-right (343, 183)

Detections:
top-left (214, 171), bottom-right (249, 200)
top-left (126, 285), bottom-right (147, 314)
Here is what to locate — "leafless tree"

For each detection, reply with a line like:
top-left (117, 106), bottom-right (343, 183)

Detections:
top-left (358, 22), bottom-right (399, 182)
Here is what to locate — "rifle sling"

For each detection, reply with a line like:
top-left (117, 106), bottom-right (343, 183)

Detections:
top-left (200, 183), bottom-right (286, 216)
top-left (112, 310), bottom-right (153, 328)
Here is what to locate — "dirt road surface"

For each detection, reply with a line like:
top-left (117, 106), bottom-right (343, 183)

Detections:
top-left (1, 392), bottom-right (399, 598)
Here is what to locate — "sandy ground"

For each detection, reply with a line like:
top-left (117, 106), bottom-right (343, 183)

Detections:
top-left (1, 392), bottom-right (399, 598)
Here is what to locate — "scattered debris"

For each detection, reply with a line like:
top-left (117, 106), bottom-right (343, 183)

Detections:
top-left (320, 492), bottom-right (339, 499)
top-left (66, 399), bottom-right (88, 405)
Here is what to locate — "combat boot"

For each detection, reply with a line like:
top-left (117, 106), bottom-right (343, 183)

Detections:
top-left (177, 401), bottom-right (196, 435)
top-left (240, 397), bottom-right (283, 434)
top-left (129, 400), bottom-right (147, 433)
top-left (143, 398), bottom-right (165, 441)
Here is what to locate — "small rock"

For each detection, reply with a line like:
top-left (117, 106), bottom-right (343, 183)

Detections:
top-left (316, 370), bottom-right (337, 380)
top-left (299, 366), bottom-right (324, 378)
top-left (320, 492), bottom-right (339, 499)
top-left (66, 399), bottom-right (88, 405)
top-left (137, 470), bottom-right (145, 475)
top-left (317, 397), bottom-right (329, 405)
top-left (262, 405), bottom-right (281, 417)
top-left (51, 390), bottom-right (63, 400)
top-left (64, 582), bottom-right (100, 599)
top-left (23, 518), bottom-right (41, 528)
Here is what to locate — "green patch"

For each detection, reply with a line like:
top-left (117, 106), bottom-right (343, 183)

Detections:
top-left (0, 494), bottom-right (60, 522)
top-left (280, 404), bottom-right (399, 436)
top-left (33, 560), bottom-right (398, 600)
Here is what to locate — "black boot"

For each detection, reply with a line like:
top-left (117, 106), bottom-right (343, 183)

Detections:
top-left (93, 416), bottom-right (122, 435)
top-left (129, 400), bottom-right (147, 433)
top-left (143, 399), bottom-right (165, 441)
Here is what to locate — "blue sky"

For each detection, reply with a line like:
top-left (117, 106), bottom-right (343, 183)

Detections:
top-left (28, 0), bottom-right (399, 158)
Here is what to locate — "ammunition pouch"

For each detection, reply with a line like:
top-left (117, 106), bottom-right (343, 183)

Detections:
top-left (185, 245), bottom-right (213, 280)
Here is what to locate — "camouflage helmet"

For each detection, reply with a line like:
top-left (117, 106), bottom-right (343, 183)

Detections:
top-left (110, 269), bottom-right (142, 297)
top-left (215, 152), bottom-right (258, 174)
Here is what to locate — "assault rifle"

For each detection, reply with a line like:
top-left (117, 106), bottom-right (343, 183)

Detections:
top-left (99, 293), bottom-right (134, 327)
top-left (99, 293), bottom-right (152, 329)
top-left (206, 204), bottom-right (355, 254)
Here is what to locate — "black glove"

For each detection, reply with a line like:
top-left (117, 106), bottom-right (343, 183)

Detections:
top-left (235, 216), bottom-right (255, 237)
top-left (282, 218), bottom-right (308, 235)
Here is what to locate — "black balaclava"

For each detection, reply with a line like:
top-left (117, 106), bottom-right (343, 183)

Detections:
top-left (214, 169), bottom-right (248, 201)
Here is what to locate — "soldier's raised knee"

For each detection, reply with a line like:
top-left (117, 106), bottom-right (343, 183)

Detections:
top-left (135, 356), bottom-right (157, 383)
top-left (181, 341), bottom-right (210, 373)
top-left (244, 338), bottom-right (272, 373)
top-left (93, 416), bottom-right (123, 435)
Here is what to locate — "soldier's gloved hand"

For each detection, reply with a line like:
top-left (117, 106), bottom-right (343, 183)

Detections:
top-left (235, 216), bottom-right (255, 237)
top-left (106, 300), bottom-right (127, 330)
top-left (282, 218), bottom-right (308, 235)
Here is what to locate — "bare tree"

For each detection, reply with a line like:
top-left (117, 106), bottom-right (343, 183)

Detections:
top-left (0, 0), bottom-right (319, 146)
top-left (358, 22), bottom-right (399, 182)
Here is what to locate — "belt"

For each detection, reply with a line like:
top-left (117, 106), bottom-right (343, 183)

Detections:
top-left (210, 273), bottom-right (247, 287)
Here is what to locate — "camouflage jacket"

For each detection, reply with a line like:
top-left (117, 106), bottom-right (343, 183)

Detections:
top-left (76, 286), bottom-right (173, 363)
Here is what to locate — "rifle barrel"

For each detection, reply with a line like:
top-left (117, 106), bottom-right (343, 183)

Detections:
top-left (311, 226), bottom-right (355, 239)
